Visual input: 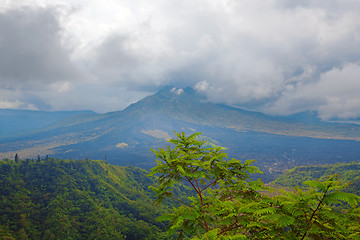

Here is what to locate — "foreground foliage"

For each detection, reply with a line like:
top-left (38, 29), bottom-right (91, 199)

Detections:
top-left (0, 158), bottom-right (170, 240)
top-left (149, 132), bottom-right (360, 239)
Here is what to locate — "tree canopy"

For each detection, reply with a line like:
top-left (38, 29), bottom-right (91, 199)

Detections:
top-left (0, 158), bottom-right (170, 240)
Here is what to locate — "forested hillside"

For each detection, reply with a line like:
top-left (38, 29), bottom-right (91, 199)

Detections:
top-left (1, 155), bottom-right (359, 239)
top-left (272, 162), bottom-right (360, 195)
top-left (0, 158), bottom-right (179, 240)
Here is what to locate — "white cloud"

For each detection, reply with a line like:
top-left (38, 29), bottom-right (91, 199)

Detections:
top-left (0, 99), bottom-right (38, 110)
top-left (170, 87), bottom-right (184, 95)
top-left (0, 100), bottom-right (23, 109)
top-left (53, 81), bottom-right (72, 93)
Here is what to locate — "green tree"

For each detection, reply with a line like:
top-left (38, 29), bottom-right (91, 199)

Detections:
top-left (149, 132), bottom-right (360, 239)
top-left (149, 132), bottom-right (265, 238)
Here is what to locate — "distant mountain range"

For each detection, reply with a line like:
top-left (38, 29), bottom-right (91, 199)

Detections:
top-left (0, 109), bottom-right (96, 136)
top-left (1, 86), bottom-right (360, 181)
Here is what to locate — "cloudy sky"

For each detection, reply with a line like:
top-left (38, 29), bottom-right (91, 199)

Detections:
top-left (1, 0), bottom-right (360, 120)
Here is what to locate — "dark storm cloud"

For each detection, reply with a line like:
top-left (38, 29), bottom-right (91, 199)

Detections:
top-left (0, 7), bottom-right (82, 90)
top-left (93, 34), bottom-right (139, 83)
top-left (92, 32), bottom-right (173, 91)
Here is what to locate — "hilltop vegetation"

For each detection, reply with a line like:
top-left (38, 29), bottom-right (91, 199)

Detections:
top-left (272, 162), bottom-right (360, 195)
top-left (0, 158), bottom-right (176, 240)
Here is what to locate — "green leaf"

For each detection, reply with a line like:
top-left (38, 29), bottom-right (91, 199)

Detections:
top-left (156, 214), bottom-right (173, 222)
top-left (326, 192), bottom-right (360, 207)
top-left (253, 207), bottom-right (276, 216)
top-left (177, 165), bottom-right (186, 175)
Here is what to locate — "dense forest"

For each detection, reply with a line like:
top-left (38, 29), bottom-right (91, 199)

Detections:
top-left (0, 158), bottom-right (184, 240)
top-left (1, 139), bottom-right (360, 239)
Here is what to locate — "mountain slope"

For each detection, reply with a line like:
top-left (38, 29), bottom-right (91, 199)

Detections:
top-left (0, 158), bottom-right (171, 240)
top-left (121, 86), bottom-right (360, 140)
top-left (1, 86), bottom-right (360, 181)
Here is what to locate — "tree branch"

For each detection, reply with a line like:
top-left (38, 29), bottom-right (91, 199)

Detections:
top-left (300, 185), bottom-right (330, 240)
top-left (200, 179), bottom-right (219, 193)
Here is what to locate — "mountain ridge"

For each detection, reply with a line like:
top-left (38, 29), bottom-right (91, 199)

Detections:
top-left (1, 86), bottom-right (358, 140)
top-left (0, 109), bottom-right (97, 137)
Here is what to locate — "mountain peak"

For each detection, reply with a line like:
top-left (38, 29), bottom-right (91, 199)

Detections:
top-left (169, 87), bottom-right (184, 95)
top-left (154, 86), bottom-right (204, 101)
top-left (121, 86), bottom-right (206, 115)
